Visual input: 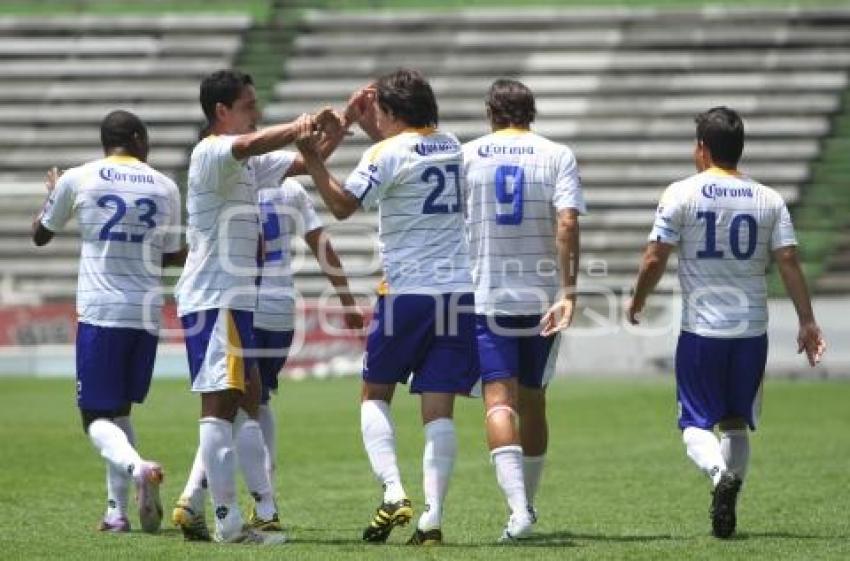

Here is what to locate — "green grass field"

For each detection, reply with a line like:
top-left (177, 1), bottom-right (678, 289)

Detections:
top-left (0, 376), bottom-right (848, 560)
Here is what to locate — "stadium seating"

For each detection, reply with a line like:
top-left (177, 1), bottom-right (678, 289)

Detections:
top-left (2, 7), bottom-right (850, 302)
top-left (0, 14), bottom-right (249, 302)
top-left (264, 6), bottom-right (850, 297)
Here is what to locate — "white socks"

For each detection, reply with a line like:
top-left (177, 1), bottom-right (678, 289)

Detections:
top-left (523, 454), bottom-right (546, 507)
top-left (235, 410), bottom-right (277, 519)
top-left (720, 429), bottom-right (750, 481)
top-left (683, 426), bottom-right (727, 486)
top-left (104, 416), bottom-right (135, 519)
top-left (257, 404), bottom-right (276, 481)
top-left (180, 446), bottom-right (208, 514)
top-left (491, 445), bottom-right (529, 518)
top-left (361, 400), bottom-right (406, 502)
top-left (89, 418), bottom-right (144, 482)
top-left (199, 416), bottom-right (242, 539)
top-left (418, 418), bottom-right (457, 531)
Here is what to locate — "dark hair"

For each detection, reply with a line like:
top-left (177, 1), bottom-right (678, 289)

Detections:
top-left (695, 106), bottom-right (744, 167)
top-left (100, 110), bottom-right (147, 151)
top-left (200, 69), bottom-right (254, 125)
top-left (375, 68), bottom-right (438, 128)
top-left (486, 79), bottom-right (536, 127)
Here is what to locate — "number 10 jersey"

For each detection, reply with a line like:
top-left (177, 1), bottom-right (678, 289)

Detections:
top-left (649, 167), bottom-right (797, 338)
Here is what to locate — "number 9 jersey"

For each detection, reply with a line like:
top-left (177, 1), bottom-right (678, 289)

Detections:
top-left (39, 155), bottom-right (182, 329)
top-left (463, 128), bottom-right (586, 315)
top-left (343, 127), bottom-right (472, 295)
top-left (649, 167), bottom-right (798, 338)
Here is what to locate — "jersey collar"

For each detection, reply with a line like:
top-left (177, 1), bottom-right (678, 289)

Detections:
top-left (402, 126), bottom-right (437, 136)
top-left (705, 166), bottom-right (742, 177)
top-left (105, 155), bottom-right (140, 164)
top-left (493, 126), bottom-right (530, 136)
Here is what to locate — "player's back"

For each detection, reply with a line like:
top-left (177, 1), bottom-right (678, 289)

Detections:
top-left (353, 129), bottom-right (471, 294)
top-left (656, 168), bottom-right (796, 337)
top-left (463, 129), bottom-right (584, 315)
top-left (254, 179), bottom-right (322, 331)
top-left (41, 155), bottom-right (181, 328)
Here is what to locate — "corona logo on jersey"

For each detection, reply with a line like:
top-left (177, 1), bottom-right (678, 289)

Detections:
top-left (413, 139), bottom-right (459, 156)
top-left (701, 183), bottom-right (754, 200)
top-left (476, 143), bottom-right (535, 158)
top-left (98, 167), bottom-right (156, 184)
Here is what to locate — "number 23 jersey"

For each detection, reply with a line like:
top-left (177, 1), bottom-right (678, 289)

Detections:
top-left (343, 128), bottom-right (472, 295)
top-left (40, 155), bottom-right (181, 328)
top-left (649, 167), bottom-right (797, 338)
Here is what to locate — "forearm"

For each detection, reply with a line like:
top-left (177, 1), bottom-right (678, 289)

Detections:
top-left (232, 122), bottom-right (298, 160)
top-left (320, 243), bottom-right (356, 306)
top-left (555, 212), bottom-right (580, 298)
top-left (632, 250), bottom-right (669, 307)
top-left (302, 152), bottom-right (357, 219)
top-left (777, 255), bottom-right (816, 324)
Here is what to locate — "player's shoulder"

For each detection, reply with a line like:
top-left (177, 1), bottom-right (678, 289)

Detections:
top-left (190, 134), bottom-right (233, 160)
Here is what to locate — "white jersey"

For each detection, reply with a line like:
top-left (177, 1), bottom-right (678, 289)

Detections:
top-left (39, 155), bottom-right (181, 329)
top-left (175, 135), bottom-right (295, 316)
top-left (649, 167), bottom-right (797, 338)
top-left (343, 128), bottom-right (472, 294)
top-left (255, 179), bottom-right (323, 331)
top-left (464, 128), bottom-right (586, 315)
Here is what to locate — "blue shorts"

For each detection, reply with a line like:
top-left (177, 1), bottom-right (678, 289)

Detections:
top-left (253, 328), bottom-right (294, 404)
top-left (181, 309), bottom-right (255, 394)
top-left (476, 314), bottom-right (558, 389)
top-left (363, 293), bottom-right (478, 395)
top-left (676, 330), bottom-right (768, 431)
top-left (76, 322), bottom-right (158, 411)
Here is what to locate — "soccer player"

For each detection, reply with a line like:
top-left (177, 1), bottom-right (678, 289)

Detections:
top-left (626, 106), bottom-right (827, 538)
top-left (294, 68), bottom-right (478, 546)
top-left (463, 79), bottom-right (584, 540)
top-left (32, 110), bottom-right (183, 534)
top-left (253, 176), bottom-right (364, 481)
top-left (171, 69), bottom-right (359, 544)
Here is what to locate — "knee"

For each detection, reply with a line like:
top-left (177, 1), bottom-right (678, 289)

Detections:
top-left (485, 404), bottom-right (518, 426)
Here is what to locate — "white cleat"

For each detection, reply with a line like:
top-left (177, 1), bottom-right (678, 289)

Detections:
top-left (216, 525), bottom-right (288, 545)
top-left (499, 511), bottom-right (534, 542)
top-left (135, 461), bottom-right (164, 533)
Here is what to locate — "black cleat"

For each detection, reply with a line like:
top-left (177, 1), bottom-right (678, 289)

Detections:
top-left (362, 498), bottom-right (413, 543)
top-left (407, 528), bottom-right (442, 545)
top-left (711, 472), bottom-right (742, 539)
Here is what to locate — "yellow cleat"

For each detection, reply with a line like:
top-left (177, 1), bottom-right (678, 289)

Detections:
top-left (172, 499), bottom-right (211, 542)
top-left (248, 508), bottom-right (284, 532)
top-left (362, 498), bottom-right (414, 543)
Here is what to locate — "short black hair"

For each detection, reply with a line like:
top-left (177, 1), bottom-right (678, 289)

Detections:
top-left (100, 110), bottom-right (147, 151)
top-left (200, 69), bottom-right (254, 124)
top-left (376, 68), bottom-right (438, 128)
top-left (486, 79), bottom-right (536, 128)
top-left (695, 106), bottom-right (745, 167)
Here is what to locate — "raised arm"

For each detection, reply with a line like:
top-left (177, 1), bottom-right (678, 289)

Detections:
top-left (294, 122), bottom-right (360, 220)
top-left (626, 241), bottom-right (674, 325)
top-left (32, 167), bottom-right (61, 246)
top-left (773, 246), bottom-right (826, 366)
top-left (541, 209), bottom-right (581, 336)
top-left (231, 114), bottom-right (314, 161)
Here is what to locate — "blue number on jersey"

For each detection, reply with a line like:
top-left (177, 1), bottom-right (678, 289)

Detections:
top-left (98, 195), bottom-right (157, 242)
top-left (697, 211), bottom-right (757, 260)
top-left (494, 165), bottom-right (525, 225)
top-left (259, 200), bottom-right (283, 263)
top-left (422, 164), bottom-right (461, 214)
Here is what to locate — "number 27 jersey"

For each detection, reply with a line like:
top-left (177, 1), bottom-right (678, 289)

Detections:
top-left (343, 128), bottom-right (472, 294)
top-left (649, 167), bottom-right (797, 338)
